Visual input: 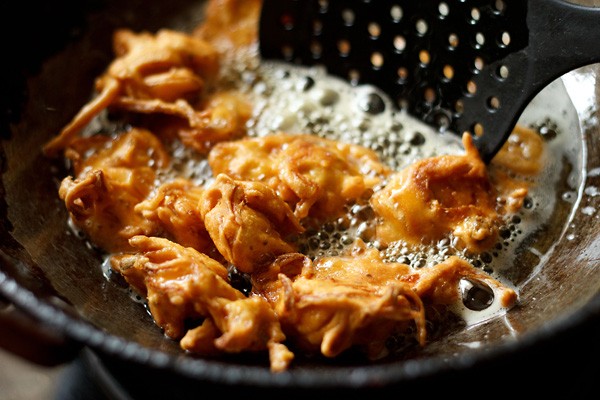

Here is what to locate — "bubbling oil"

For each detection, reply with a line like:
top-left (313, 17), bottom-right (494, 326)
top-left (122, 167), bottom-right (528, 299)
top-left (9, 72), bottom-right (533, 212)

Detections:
top-left (138, 57), bottom-right (578, 328)
top-left (232, 60), bottom-right (576, 327)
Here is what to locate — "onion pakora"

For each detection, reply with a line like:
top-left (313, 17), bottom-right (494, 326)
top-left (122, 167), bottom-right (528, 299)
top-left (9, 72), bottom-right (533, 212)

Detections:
top-left (44, 0), bottom-right (546, 373)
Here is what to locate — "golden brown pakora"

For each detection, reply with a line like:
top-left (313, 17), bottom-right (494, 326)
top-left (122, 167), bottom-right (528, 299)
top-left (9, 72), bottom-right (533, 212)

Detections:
top-left (199, 173), bottom-right (304, 273)
top-left (370, 133), bottom-right (521, 252)
top-left (208, 132), bottom-right (391, 220)
top-left (43, 28), bottom-right (250, 157)
top-left (251, 242), bottom-right (516, 361)
top-left (44, 0), bottom-right (541, 373)
top-left (58, 128), bottom-right (170, 252)
top-left (111, 235), bottom-right (294, 373)
top-left (134, 178), bottom-right (217, 257)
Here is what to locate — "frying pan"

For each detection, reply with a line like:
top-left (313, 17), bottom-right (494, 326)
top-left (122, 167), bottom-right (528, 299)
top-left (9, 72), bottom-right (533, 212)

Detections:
top-left (1, 0), bottom-right (599, 397)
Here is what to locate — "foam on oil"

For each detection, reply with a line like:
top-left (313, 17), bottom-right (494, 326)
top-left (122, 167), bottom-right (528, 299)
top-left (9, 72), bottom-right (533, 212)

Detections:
top-left (226, 60), bottom-right (584, 327)
top-left (94, 53), bottom-right (583, 328)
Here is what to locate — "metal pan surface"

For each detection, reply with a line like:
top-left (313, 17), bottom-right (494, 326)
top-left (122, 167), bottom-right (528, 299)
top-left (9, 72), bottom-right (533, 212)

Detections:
top-left (1, 0), bottom-right (599, 397)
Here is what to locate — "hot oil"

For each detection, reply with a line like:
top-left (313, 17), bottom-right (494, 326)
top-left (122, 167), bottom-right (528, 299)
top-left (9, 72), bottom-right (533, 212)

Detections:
top-left (220, 60), bottom-right (582, 328)
top-left (86, 51), bottom-right (583, 334)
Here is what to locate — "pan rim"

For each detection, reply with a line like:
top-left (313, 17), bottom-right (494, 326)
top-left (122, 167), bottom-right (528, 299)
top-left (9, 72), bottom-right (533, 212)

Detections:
top-left (1, 267), bottom-right (599, 388)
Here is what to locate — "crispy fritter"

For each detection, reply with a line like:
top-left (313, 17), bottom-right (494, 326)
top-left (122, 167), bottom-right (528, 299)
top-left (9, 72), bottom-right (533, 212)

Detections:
top-left (209, 132), bottom-right (391, 220)
top-left (46, 0), bottom-right (536, 373)
top-left (58, 128), bottom-right (169, 252)
top-left (199, 173), bottom-right (304, 273)
top-left (134, 179), bottom-right (217, 257)
top-left (371, 133), bottom-right (505, 252)
top-left (252, 243), bottom-right (516, 360)
top-left (42, 28), bottom-right (251, 156)
top-left (111, 235), bottom-right (294, 372)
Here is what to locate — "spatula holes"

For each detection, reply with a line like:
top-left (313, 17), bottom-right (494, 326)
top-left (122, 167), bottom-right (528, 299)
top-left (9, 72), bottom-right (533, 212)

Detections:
top-left (438, 2), bottom-right (449, 18)
top-left (448, 33), bottom-right (459, 49)
top-left (496, 64), bottom-right (509, 80)
top-left (470, 8), bottom-right (481, 24)
top-left (442, 65), bottom-right (454, 81)
top-left (348, 69), bottom-right (360, 85)
top-left (474, 32), bottom-right (485, 49)
top-left (390, 5), bottom-right (403, 22)
top-left (310, 40), bottom-right (323, 59)
top-left (433, 111), bottom-right (451, 130)
top-left (338, 39), bottom-right (351, 56)
top-left (371, 52), bottom-right (384, 68)
top-left (394, 35), bottom-right (406, 52)
top-left (397, 67), bottom-right (409, 82)
top-left (473, 56), bottom-right (485, 72)
top-left (493, 0), bottom-right (506, 14)
top-left (423, 87), bottom-right (436, 104)
top-left (416, 19), bottom-right (428, 35)
top-left (397, 97), bottom-right (409, 111)
top-left (454, 99), bottom-right (465, 114)
top-left (318, 0), bottom-right (329, 12)
top-left (473, 122), bottom-right (485, 137)
top-left (281, 13), bottom-right (295, 30)
top-left (312, 19), bottom-right (323, 35)
top-left (342, 8), bottom-right (355, 26)
top-left (498, 31), bottom-right (511, 48)
top-left (368, 22), bottom-right (381, 38)
top-left (487, 96), bottom-right (500, 111)
top-left (419, 50), bottom-right (430, 66)
top-left (466, 80), bottom-right (477, 95)
top-left (282, 44), bottom-right (294, 60)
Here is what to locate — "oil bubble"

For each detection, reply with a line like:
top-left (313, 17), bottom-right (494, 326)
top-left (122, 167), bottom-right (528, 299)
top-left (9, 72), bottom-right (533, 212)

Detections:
top-left (460, 279), bottom-right (494, 311)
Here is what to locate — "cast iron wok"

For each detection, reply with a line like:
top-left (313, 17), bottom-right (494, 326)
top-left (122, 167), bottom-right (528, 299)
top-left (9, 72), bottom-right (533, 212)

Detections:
top-left (1, 0), bottom-right (599, 397)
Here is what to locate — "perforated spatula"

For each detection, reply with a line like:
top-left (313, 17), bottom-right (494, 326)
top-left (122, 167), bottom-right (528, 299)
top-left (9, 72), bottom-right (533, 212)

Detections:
top-left (259, 0), bottom-right (600, 163)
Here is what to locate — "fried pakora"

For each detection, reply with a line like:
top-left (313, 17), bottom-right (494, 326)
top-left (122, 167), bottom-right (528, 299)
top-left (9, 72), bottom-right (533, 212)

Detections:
top-left (370, 133), bottom-right (526, 252)
top-left (111, 235), bottom-right (294, 373)
top-left (208, 132), bottom-right (391, 220)
top-left (199, 173), bottom-right (304, 273)
top-left (44, 0), bottom-right (540, 373)
top-left (58, 128), bottom-right (169, 252)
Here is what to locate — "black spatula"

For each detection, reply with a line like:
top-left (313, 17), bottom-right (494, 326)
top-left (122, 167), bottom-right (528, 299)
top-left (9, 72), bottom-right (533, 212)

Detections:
top-left (259, 0), bottom-right (600, 162)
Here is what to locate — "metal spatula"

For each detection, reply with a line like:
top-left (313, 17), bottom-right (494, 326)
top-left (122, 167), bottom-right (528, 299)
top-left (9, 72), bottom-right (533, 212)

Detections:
top-left (259, 0), bottom-right (600, 163)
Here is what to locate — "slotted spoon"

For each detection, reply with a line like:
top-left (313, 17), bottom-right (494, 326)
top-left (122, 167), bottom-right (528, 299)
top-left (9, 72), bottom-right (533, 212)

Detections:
top-left (259, 0), bottom-right (600, 162)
